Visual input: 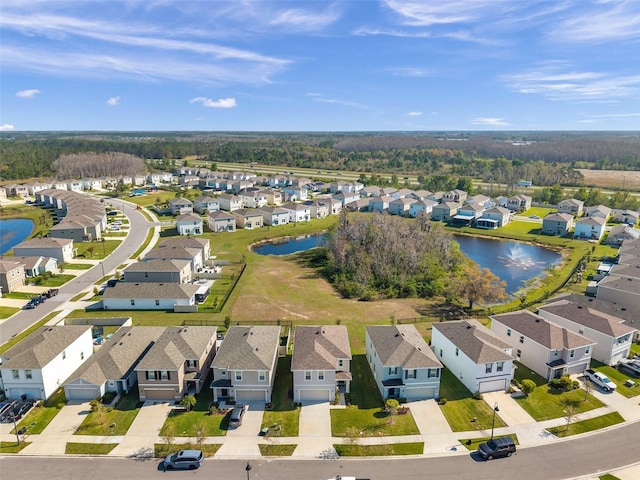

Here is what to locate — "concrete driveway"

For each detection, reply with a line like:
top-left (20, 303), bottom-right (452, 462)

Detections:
top-left (482, 391), bottom-right (536, 426)
top-left (109, 401), bottom-right (173, 457)
top-left (215, 403), bottom-right (264, 458)
top-left (292, 402), bottom-right (334, 458)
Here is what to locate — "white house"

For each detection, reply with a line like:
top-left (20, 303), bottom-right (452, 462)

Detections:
top-left (491, 310), bottom-right (595, 380)
top-left (537, 299), bottom-right (637, 366)
top-left (13, 237), bottom-right (75, 263)
top-left (176, 213), bottom-right (204, 235)
top-left (0, 326), bottom-right (93, 400)
top-left (431, 320), bottom-right (515, 394)
top-left (574, 216), bottom-right (607, 241)
top-left (218, 194), bottom-right (243, 212)
top-left (388, 198), bottom-right (416, 216)
top-left (102, 283), bottom-right (200, 311)
top-left (282, 203), bottom-right (311, 223)
top-left (257, 206), bottom-right (290, 226)
top-left (409, 199), bottom-right (438, 218)
top-left (369, 195), bottom-right (393, 213)
top-left (365, 325), bottom-right (442, 401)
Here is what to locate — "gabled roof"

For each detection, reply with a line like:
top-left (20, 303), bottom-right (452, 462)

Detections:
top-left (144, 246), bottom-right (201, 261)
top-left (559, 198), bottom-right (584, 207)
top-left (543, 213), bottom-right (574, 223)
top-left (291, 326), bottom-right (351, 371)
top-left (597, 275), bottom-right (640, 294)
top-left (432, 320), bottom-right (512, 364)
top-left (491, 310), bottom-right (594, 350)
top-left (208, 210), bottom-right (235, 220)
top-left (257, 206), bottom-right (288, 215)
top-left (366, 325), bottom-right (442, 369)
top-left (538, 299), bottom-right (636, 338)
top-left (103, 282), bottom-right (200, 299)
top-left (159, 237), bottom-right (209, 250)
top-left (136, 326), bottom-right (217, 371)
top-left (0, 259), bottom-right (25, 273)
top-left (576, 216), bottom-right (606, 226)
top-left (212, 326), bottom-right (280, 371)
top-left (16, 237), bottom-right (73, 248)
top-left (123, 258), bottom-right (190, 273)
top-left (232, 209), bottom-right (263, 218)
top-left (282, 202), bottom-right (310, 211)
top-left (1, 326), bottom-right (91, 369)
top-left (176, 213), bottom-right (203, 223)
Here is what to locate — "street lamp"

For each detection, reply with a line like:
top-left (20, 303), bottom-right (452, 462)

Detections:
top-left (245, 461), bottom-right (252, 480)
top-left (490, 402), bottom-right (499, 440)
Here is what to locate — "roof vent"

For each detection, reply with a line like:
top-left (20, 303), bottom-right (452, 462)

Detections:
top-left (577, 306), bottom-right (582, 309)
top-left (621, 307), bottom-right (627, 311)
top-left (535, 319), bottom-right (540, 322)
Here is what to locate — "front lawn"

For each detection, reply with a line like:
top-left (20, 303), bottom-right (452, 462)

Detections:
top-left (515, 384), bottom-right (604, 421)
top-left (631, 343), bottom-right (640, 357)
top-left (0, 306), bottom-right (20, 320)
top-left (32, 274), bottom-right (75, 287)
top-left (14, 388), bottom-right (66, 434)
top-left (458, 434), bottom-right (519, 451)
top-left (258, 444), bottom-right (297, 456)
top-left (74, 391), bottom-right (141, 436)
top-left (547, 411), bottom-right (624, 437)
top-left (592, 363), bottom-right (640, 398)
top-left (261, 356), bottom-right (300, 437)
top-left (64, 263), bottom-right (94, 270)
top-left (160, 382), bottom-right (228, 437)
top-left (65, 442), bottom-right (118, 455)
top-left (0, 441), bottom-right (31, 453)
top-left (334, 442), bottom-right (423, 456)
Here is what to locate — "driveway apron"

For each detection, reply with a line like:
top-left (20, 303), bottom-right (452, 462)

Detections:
top-left (215, 403), bottom-right (264, 458)
top-left (408, 399), bottom-right (462, 455)
top-left (292, 402), bottom-right (335, 458)
top-left (109, 401), bottom-right (173, 457)
top-left (482, 391), bottom-right (536, 425)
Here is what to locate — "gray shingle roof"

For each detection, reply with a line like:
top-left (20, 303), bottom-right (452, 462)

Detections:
top-left (366, 325), bottom-right (442, 369)
top-left (212, 326), bottom-right (280, 371)
top-left (432, 320), bottom-right (513, 363)
top-left (136, 326), bottom-right (217, 371)
top-left (159, 237), bottom-right (209, 250)
top-left (102, 282), bottom-right (200, 299)
top-left (144, 246), bottom-right (201, 261)
top-left (1, 326), bottom-right (91, 369)
top-left (538, 299), bottom-right (636, 337)
top-left (124, 259), bottom-right (190, 273)
top-left (291, 326), bottom-right (351, 371)
top-left (16, 237), bottom-right (73, 248)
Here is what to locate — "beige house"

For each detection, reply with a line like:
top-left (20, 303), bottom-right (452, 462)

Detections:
top-left (13, 237), bottom-right (74, 263)
top-left (123, 259), bottom-right (192, 284)
top-left (0, 259), bottom-right (26, 294)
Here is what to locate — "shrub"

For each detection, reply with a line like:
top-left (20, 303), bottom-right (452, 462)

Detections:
top-left (472, 392), bottom-right (483, 400)
top-left (521, 379), bottom-right (536, 395)
top-left (438, 398), bottom-right (447, 405)
top-left (572, 380), bottom-right (580, 390)
top-left (549, 375), bottom-right (572, 391)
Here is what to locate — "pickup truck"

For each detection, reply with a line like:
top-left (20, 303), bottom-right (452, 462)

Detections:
top-left (584, 369), bottom-right (616, 392)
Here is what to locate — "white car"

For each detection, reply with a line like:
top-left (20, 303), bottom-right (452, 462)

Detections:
top-left (584, 369), bottom-right (617, 392)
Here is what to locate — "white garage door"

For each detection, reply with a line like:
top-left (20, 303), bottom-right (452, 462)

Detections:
top-left (478, 379), bottom-right (507, 393)
top-left (236, 390), bottom-right (266, 403)
top-left (8, 388), bottom-right (41, 401)
top-left (405, 386), bottom-right (437, 401)
top-left (299, 389), bottom-right (331, 403)
top-left (567, 362), bottom-right (589, 375)
top-left (65, 386), bottom-right (100, 402)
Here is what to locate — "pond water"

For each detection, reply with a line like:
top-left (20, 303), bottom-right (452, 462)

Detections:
top-left (252, 232), bottom-right (562, 295)
top-left (0, 218), bottom-right (35, 255)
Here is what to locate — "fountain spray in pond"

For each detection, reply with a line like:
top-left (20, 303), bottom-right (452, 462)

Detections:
top-left (498, 244), bottom-right (545, 270)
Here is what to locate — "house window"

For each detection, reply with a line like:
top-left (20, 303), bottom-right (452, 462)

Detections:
top-left (25, 370), bottom-right (33, 379)
top-left (405, 369), bottom-right (417, 379)
top-left (338, 359), bottom-right (344, 368)
top-left (389, 367), bottom-right (397, 375)
top-left (62, 350), bottom-right (66, 360)
top-left (155, 299), bottom-right (160, 306)
top-left (318, 371), bottom-right (325, 381)
top-left (579, 328), bottom-right (584, 335)
top-left (519, 335), bottom-right (524, 344)
top-left (305, 371), bottom-right (312, 381)
top-left (455, 348), bottom-right (459, 356)
top-left (507, 329), bottom-right (511, 337)
top-left (80, 351), bottom-right (84, 360)
top-left (12, 370), bottom-right (19, 379)
top-left (428, 369), bottom-right (439, 378)
top-left (160, 371), bottom-right (169, 381)
top-left (220, 369), bottom-right (227, 377)
top-left (497, 362), bottom-right (504, 372)
top-left (439, 349), bottom-right (443, 357)
top-left (585, 346), bottom-right (590, 354)
top-left (147, 371), bottom-right (157, 380)
top-left (259, 371), bottom-right (266, 382)
top-left (235, 371), bottom-right (242, 381)
top-left (485, 364), bottom-right (493, 374)
top-left (517, 349), bottom-right (522, 359)
top-left (570, 350), bottom-right (575, 358)
top-left (131, 299), bottom-right (135, 306)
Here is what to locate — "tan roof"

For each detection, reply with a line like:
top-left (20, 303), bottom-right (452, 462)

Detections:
top-left (144, 246), bottom-right (201, 261)
top-left (291, 326), bottom-right (351, 371)
top-left (123, 259), bottom-right (190, 273)
top-left (16, 237), bottom-right (73, 248)
top-left (366, 325), bottom-right (442, 369)
top-left (102, 282), bottom-right (200, 299)
top-left (136, 326), bottom-right (217, 371)
top-left (432, 320), bottom-right (513, 363)
top-left (159, 237), bottom-right (209, 250)
top-left (212, 326), bottom-right (280, 371)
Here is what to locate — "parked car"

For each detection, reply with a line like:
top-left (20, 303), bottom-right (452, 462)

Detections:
top-left (618, 358), bottom-right (640, 377)
top-left (477, 436), bottom-right (516, 460)
top-left (163, 449), bottom-right (204, 470)
top-left (229, 404), bottom-right (246, 428)
top-left (584, 369), bottom-right (617, 392)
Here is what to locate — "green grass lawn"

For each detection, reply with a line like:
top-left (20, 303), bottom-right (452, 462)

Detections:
top-left (590, 362), bottom-right (640, 398)
top-left (547, 411), bottom-right (624, 437)
top-left (258, 444), bottom-right (297, 456)
top-left (32, 274), bottom-right (75, 287)
top-left (160, 383), bottom-right (228, 437)
top-left (0, 306), bottom-right (20, 319)
top-left (131, 227), bottom-right (155, 260)
top-left (1, 292), bottom-right (34, 300)
top-left (458, 434), bottom-right (519, 451)
top-left (14, 389), bottom-right (66, 434)
top-left (261, 356), bottom-right (300, 437)
top-left (0, 441), bottom-right (31, 453)
top-left (64, 263), bottom-right (94, 270)
top-left (334, 442), bottom-right (423, 456)
top-left (631, 343), bottom-right (640, 357)
top-left (65, 442), bottom-right (118, 455)
top-left (515, 384), bottom-right (604, 421)
top-left (0, 311), bottom-right (61, 354)
top-left (154, 443), bottom-right (221, 458)
top-left (523, 207), bottom-right (556, 218)
top-left (74, 240), bottom-right (121, 260)
top-left (74, 391), bottom-right (141, 436)
top-left (513, 361), bottom-right (548, 387)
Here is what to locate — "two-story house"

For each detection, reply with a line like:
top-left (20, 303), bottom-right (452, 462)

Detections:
top-left (168, 197), bottom-right (194, 215)
top-left (365, 325), bottom-right (442, 401)
top-left (210, 326), bottom-right (281, 403)
top-left (574, 216), bottom-right (606, 241)
top-left (123, 259), bottom-right (192, 284)
top-left (207, 210), bottom-right (237, 233)
top-left (490, 310), bottom-right (595, 380)
top-left (217, 194), bottom-right (243, 212)
top-left (282, 203), bottom-right (311, 223)
top-left (13, 237), bottom-right (74, 263)
top-left (257, 206), bottom-right (290, 226)
top-left (507, 194), bottom-right (532, 212)
top-left (431, 202), bottom-right (460, 222)
top-left (409, 199), bottom-right (438, 218)
top-left (477, 207), bottom-right (511, 229)
top-left (431, 320), bottom-right (515, 393)
top-left (388, 198), bottom-right (416, 216)
top-left (541, 213), bottom-right (574, 236)
top-left (193, 196), bottom-right (219, 214)
top-left (0, 259), bottom-right (26, 294)
top-left (558, 198), bottom-right (584, 216)
top-left (291, 326), bottom-right (352, 403)
top-left (232, 209), bottom-right (264, 230)
top-left (176, 213), bottom-right (204, 235)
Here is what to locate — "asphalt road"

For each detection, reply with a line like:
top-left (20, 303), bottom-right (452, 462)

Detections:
top-left (0, 198), bottom-right (154, 344)
top-left (2, 421), bottom-right (639, 480)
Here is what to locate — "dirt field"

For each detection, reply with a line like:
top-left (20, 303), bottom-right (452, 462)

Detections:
top-left (578, 169), bottom-right (640, 189)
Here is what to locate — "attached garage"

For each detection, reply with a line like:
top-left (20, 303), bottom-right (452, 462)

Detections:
top-left (235, 390), bottom-right (266, 403)
top-left (404, 386), bottom-right (437, 401)
top-left (7, 387), bottom-right (41, 401)
top-left (478, 378), bottom-right (507, 393)
top-left (298, 389), bottom-right (332, 403)
top-left (142, 389), bottom-right (177, 401)
top-left (64, 380), bottom-right (102, 402)
top-left (566, 362), bottom-right (589, 376)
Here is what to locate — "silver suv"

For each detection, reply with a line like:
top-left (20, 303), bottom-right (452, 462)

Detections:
top-left (164, 449), bottom-right (204, 470)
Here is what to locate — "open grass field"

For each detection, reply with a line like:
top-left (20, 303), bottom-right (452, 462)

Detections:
top-left (578, 169), bottom-right (640, 189)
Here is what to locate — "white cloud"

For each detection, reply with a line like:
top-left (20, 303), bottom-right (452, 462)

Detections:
top-left (106, 96), bottom-right (120, 106)
top-left (472, 117), bottom-right (510, 126)
top-left (16, 89), bottom-right (40, 98)
top-left (387, 67), bottom-right (431, 78)
top-left (0, 123), bottom-right (16, 131)
top-left (190, 97), bottom-right (237, 108)
top-left (306, 93), bottom-right (371, 110)
top-left (269, 5), bottom-right (341, 31)
top-left (407, 111), bottom-right (422, 116)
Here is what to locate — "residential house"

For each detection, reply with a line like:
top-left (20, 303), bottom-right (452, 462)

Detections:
top-left (443, 189), bottom-right (468, 203)
top-left (329, 181), bottom-right (350, 194)
top-left (596, 276), bottom-right (640, 312)
top-left (210, 326), bottom-right (281, 403)
top-left (176, 213), bottom-right (204, 236)
top-left (261, 189), bottom-right (283, 206)
top-left (177, 175), bottom-right (200, 188)
top-left (477, 207), bottom-right (511, 229)
top-left (507, 194), bottom-right (532, 212)
top-left (0, 326), bottom-right (93, 400)
top-left (490, 310), bottom-right (594, 380)
top-left (136, 326), bottom-right (218, 401)
top-left (608, 225), bottom-right (640, 246)
top-left (123, 259), bottom-right (192, 284)
top-left (431, 320), bottom-right (515, 393)
top-left (168, 197), bottom-right (194, 215)
top-left (332, 191), bottom-right (360, 206)
top-left (232, 209), bottom-right (264, 230)
top-left (361, 186), bottom-right (382, 197)
top-left (13, 237), bottom-right (74, 263)
top-left (0, 256), bottom-right (57, 278)
top-left (392, 188), bottom-right (414, 199)
top-left (268, 176), bottom-right (289, 188)
top-left (207, 210), bottom-right (237, 233)
top-left (453, 203), bottom-right (485, 225)
top-left (411, 190), bottom-right (433, 201)
top-left (0, 260), bottom-right (26, 294)
top-left (328, 197), bottom-right (343, 215)
top-left (368, 195), bottom-right (393, 213)
top-left (612, 209), bottom-right (639, 226)
top-left (584, 205), bottom-right (612, 221)
top-left (158, 237), bottom-right (210, 263)
top-left (283, 185), bottom-right (308, 202)
top-left (346, 198), bottom-right (370, 212)
top-left (193, 196), bottom-right (219, 214)
top-left (256, 206), bottom-right (289, 226)
top-left (466, 194), bottom-right (492, 209)
top-left (388, 198), bottom-right (416, 216)
top-left (6, 184), bottom-right (29, 198)
top-left (303, 200), bottom-right (330, 219)
top-left (64, 327), bottom-right (166, 401)
top-left (81, 178), bottom-right (103, 191)
top-left (558, 198), bottom-right (584, 216)
top-left (218, 194), bottom-right (243, 212)
top-left (365, 325), bottom-right (443, 401)
top-left (541, 213), bottom-right (574, 236)
top-left (538, 299), bottom-right (637, 365)
top-left (380, 187), bottom-right (398, 197)
top-left (239, 190), bottom-right (268, 209)
top-left (431, 201), bottom-right (460, 222)
top-left (66, 180), bottom-right (84, 192)
top-left (102, 282), bottom-right (200, 311)
top-left (282, 203), bottom-right (311, 223)
top-left (409, 199), bottom-right (438, 218)
top-left (231, 180), bottom-right (253, 193)
top-left (574, 216), bottom-right (606, 241)
top-left (291, 326), bottom-right (352, 403)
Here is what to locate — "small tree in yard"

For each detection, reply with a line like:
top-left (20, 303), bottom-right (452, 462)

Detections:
top-left (385, 398), bottom-right (400, 423)
top-left (521, 379), bottom-right (536, 395)
top-left (194, 420), bottom-right (206, 448)
top-left (180, 395), bottom-right (197, 412)
top-left (162, 424), bottom-right (176, 449)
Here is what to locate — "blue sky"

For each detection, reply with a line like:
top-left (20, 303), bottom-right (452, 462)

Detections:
top-left (1, 0), bottom-right (639, 131)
